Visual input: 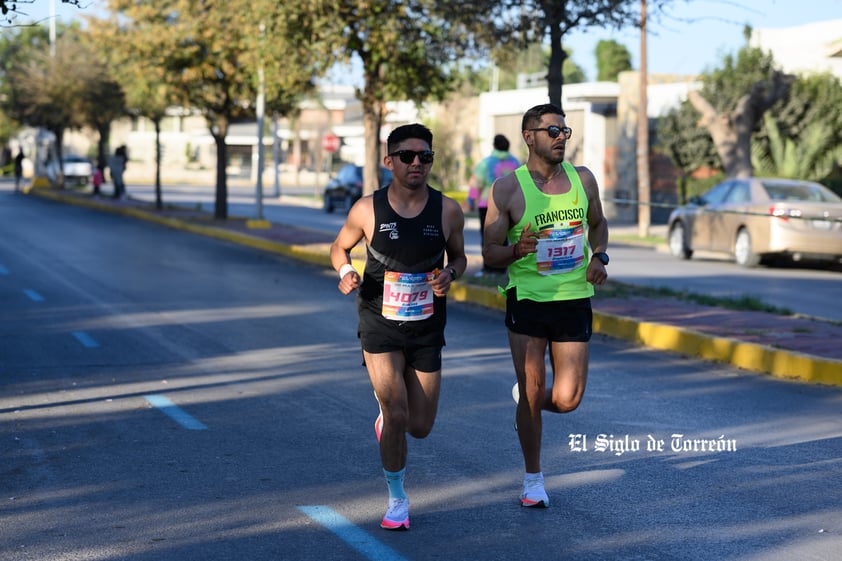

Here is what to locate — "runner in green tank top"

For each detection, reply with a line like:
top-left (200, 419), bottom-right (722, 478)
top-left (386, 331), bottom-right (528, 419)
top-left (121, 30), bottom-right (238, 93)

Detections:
top-left (482, 103), bottom-right (610, 508)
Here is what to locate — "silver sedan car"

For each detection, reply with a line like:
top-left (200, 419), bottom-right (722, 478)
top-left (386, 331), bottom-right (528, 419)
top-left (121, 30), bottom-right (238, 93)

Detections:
top-left (667, 177), bottom-right (842, 267)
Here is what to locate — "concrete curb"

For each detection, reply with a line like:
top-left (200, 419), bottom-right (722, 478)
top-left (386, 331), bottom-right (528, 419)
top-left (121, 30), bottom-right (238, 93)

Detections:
top-left (31, 188), bottom-right (842, 387)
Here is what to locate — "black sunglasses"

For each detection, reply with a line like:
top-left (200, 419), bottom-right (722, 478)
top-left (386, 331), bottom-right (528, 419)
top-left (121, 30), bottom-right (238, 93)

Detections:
top-left (527, 126), bottom-right (573, 139)
top-left (389, 149), bottom-right (435, 164)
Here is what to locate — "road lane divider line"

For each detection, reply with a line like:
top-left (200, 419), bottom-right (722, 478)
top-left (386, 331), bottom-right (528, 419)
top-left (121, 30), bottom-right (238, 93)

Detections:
top-left (297, 506), bottom-right (409, 561)
top-left (144, 395), bottom-right (208, 430)
top-left (23, 289), bottom-right (44, 302)
top-left (71, 331), bottom-right (100, 348)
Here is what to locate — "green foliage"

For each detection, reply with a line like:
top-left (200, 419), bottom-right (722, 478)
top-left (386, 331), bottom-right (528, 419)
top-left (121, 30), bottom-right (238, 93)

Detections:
top-left (752, 72), bottom-right (842, 181)
top-left (479, 43), bottom-right (585, 92)
top-left (751, 112), bottom-right (842, 181)
top-left (4, 24), bottom-right (120, 174)
top-left (595, 39), bottom-right (632, 81)
top-left (700, 46), bottom-right (779, 113)
top-left (316, 0), bottom-right (515, 194)
top-left (95, 0), bottom-right (324, 218)
top-left (660, 39), bottom-right (842, 186)
top-left (655, 99), bottom-right (719, 202)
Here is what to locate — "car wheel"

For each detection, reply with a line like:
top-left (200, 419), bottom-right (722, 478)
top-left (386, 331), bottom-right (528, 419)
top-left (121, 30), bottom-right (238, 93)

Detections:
top-left (734, 228), bottom-right (760, 267)
top-left (668, 222), bottom-right (693, 260)
top-left (323, 196), bottom-right (334, 213)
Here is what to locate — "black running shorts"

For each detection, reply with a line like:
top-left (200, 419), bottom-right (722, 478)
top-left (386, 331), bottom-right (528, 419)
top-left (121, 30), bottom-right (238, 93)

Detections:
top-left (358, 306), bottom-right (445, 372)
top-left (505, 288), bottom-right (593, 342)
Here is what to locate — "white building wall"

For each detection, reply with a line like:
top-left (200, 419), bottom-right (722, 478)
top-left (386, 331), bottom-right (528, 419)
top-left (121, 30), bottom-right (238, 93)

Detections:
top-left (752, 19), bottom-right (842, 80)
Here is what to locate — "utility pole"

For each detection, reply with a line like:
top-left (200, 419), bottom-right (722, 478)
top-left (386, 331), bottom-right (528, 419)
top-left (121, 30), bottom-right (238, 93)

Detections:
top-left (637, 0), bottom-right (651, 237)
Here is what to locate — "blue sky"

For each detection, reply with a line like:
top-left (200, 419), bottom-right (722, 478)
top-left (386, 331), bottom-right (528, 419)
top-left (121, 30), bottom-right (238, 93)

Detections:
top-left (565, 0), bottom-right (842, 80)
top-left (15, 0), bottom-right (842, 83)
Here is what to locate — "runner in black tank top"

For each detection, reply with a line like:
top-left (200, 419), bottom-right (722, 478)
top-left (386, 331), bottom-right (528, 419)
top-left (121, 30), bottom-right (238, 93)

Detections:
top-left (358, 185), bottom-right (447, 341)
top-left (329, 123), bottom-right (467, 531)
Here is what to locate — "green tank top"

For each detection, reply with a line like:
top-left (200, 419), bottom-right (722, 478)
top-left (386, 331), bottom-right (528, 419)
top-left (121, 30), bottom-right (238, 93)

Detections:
top-left (505, 163), bottom-right (594, 302)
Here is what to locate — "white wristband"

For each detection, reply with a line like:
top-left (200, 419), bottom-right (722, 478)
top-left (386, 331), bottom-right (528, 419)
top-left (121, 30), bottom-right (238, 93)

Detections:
top-left (339, 263), bottom-right (357, 279)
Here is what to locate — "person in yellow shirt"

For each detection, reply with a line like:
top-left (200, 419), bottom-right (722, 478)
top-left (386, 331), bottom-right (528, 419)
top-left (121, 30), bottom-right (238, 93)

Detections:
top-left (482, 103), bottom-right (609, 508)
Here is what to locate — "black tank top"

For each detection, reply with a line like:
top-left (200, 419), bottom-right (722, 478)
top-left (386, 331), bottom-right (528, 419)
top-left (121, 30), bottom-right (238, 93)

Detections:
top-left (359, 185), bottom-right (447, 319)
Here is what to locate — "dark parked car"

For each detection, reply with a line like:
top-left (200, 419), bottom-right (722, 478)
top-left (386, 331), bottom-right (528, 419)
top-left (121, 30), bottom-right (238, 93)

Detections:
top-left (667, 177), bottom-right (842, 267)
top-left (323, 164), bottom-right (392, 213)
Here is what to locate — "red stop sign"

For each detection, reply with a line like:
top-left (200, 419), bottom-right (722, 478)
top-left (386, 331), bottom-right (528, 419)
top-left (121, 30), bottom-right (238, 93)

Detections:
top-left (322, 133), bottom-right (340, 153)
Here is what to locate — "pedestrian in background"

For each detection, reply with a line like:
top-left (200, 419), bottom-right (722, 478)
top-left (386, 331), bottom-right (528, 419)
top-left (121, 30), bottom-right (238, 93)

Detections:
top-left (110, 145), bottom-right (128, 199)
top-left (14, 149), bottom-right (24, 192)
top-left (468, 134), bottom-right (519, 275)
top-left (329, 123), bottom-right (466, 530)
top-left (482, 103), bottom-right (610, 508)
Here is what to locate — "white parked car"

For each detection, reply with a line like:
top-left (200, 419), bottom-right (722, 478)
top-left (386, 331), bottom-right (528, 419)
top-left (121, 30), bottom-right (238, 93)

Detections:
top-left (62, 155), bottom-right (92, 186)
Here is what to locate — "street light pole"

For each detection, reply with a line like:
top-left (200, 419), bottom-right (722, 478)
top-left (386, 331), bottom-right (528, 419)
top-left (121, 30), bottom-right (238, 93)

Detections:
top-left (255, 63), bottom-right (265, 221)
top-left (49, 0), bottom-right (56, 57)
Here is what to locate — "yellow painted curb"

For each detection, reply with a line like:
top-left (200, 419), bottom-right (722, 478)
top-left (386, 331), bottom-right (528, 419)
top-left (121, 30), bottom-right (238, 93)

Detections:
top-left (593, 312), bottom-right (842, 386)
top-left (246, 219), bottom-right (272, 229)
top-left (29, 188), bottom-right (842, 388)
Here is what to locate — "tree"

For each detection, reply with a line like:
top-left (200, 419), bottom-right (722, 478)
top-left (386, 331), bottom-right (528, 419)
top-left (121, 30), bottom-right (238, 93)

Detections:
top-left (752, 72), bottom-right (842, 181)
top-left (512, 0), bottom-right (638, 110)
top-left (656, 101), bottom-right (719, 203)
top-left (101, 1), bottom-right (321, 219)
top-left (595, 39), bottom-right (632, 81)
top-left (6, 28), bottom-right (110, 185)
top-left (315, 0), bottom-right (511, 196)
top-left (687, 32), bottom-right (794, 178)
top-left (0, 25), bottom-right (50, 142)
top-left (88, 5), bottom-right (185, 208)
top-left (751, 113), bottom-right (842, 181)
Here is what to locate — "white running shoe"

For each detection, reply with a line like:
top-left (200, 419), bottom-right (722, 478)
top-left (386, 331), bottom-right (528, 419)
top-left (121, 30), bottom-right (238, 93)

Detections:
top-left (520, 475), bottom-right (549, 508)
top-left (381, 497), bottom-right (410, 530)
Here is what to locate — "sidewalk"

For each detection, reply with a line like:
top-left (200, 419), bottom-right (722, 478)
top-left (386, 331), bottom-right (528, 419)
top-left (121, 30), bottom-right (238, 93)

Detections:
top-left (27, 187), bottom-right (842, 387)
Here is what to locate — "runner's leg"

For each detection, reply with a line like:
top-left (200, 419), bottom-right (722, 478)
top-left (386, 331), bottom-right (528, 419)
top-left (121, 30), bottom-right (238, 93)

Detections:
top-left (509, 331), bottom-right (548, 474)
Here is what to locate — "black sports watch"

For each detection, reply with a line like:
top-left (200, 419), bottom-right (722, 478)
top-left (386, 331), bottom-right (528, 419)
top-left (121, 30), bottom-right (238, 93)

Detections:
top-left (591, 252), bottom-right (609, 265)
top-left (444, 265), bottom-right (458, 280)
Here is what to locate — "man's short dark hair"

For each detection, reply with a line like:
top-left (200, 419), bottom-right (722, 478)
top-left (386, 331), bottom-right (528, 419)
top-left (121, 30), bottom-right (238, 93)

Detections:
top-left (521, 104), bottom-right (566, 131)
top-left (493, 134), bottom-right (510, 152)
top-left (387, 123), bottom-right (433, 153)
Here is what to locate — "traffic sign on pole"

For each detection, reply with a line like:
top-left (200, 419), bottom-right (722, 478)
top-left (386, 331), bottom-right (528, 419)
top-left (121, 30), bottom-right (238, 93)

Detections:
top-left (322, 133), bottom-right (340, 153)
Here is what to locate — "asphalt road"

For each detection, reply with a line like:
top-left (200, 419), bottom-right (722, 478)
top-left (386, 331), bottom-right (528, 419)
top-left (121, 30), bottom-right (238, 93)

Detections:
top-left (2, 187), bottom-right (841, 560)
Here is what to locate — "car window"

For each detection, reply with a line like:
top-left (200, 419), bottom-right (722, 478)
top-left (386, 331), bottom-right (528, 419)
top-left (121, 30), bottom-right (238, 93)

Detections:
top-left (724, 181), bottom-right (750, 204)
top-left (763, 181), bottom-right (842, 203)
top-left (337, 165), bottom-right (362, 184)
top-left (700, 181), bottom-right (735, 205)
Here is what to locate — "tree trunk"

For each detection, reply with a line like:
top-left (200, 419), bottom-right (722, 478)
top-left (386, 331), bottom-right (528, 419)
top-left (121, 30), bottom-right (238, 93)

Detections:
top-left (361, 63), bottom-right (385, 197)
top-left (53, 128), bottom-right (65, 189)
top-left (212, 117), bottom-right (229, 220)
top-left (154, 118), bottom-right (162, 210)
top-left (362, 101), bottom-right (384, 197)
top-left (546, 15), bottom-right (566, 110)
top-left (96, 125), bottom-right (109, 195)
